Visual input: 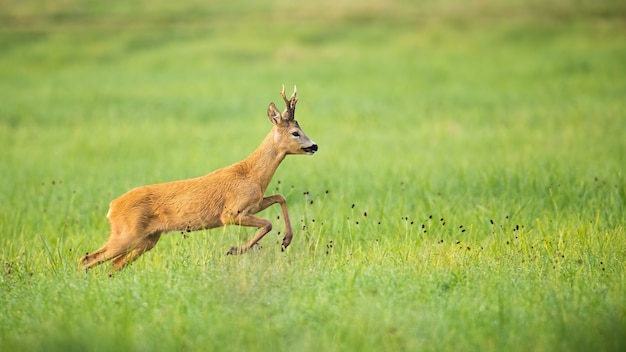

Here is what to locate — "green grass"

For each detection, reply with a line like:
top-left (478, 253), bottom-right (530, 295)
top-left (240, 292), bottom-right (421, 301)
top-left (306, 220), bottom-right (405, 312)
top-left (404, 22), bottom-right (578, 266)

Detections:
top-left (1, 0), bottom-right (625, 351)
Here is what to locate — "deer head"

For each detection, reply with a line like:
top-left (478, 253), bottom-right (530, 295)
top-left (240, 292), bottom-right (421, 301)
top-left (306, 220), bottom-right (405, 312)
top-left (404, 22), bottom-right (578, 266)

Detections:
top-left (267, 85), bottom-right (318, 155)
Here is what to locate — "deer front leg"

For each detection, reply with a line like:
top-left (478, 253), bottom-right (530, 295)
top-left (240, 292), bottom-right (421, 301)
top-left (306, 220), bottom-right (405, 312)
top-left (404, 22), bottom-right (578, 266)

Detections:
top-left (224, 194), bottom-right (293, 255)
top-left (256, 195), bottom-right (293, 250)
top-left (225, 214), bottom-right (272, 255)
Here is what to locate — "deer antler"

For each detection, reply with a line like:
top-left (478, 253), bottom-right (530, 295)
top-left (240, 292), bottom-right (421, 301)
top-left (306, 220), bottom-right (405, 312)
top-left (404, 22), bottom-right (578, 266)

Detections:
top-left (280, 84), bottom-right (298, 120)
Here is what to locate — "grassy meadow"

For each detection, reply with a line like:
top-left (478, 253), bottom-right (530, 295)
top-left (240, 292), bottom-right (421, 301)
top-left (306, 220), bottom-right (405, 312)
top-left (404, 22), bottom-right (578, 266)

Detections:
top-left (1, 0), bottom-right (625, 351)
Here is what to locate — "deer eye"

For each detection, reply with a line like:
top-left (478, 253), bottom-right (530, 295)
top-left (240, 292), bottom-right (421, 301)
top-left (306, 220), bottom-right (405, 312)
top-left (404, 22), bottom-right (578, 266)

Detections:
top-left (291, 131), bottom-right (300, 137)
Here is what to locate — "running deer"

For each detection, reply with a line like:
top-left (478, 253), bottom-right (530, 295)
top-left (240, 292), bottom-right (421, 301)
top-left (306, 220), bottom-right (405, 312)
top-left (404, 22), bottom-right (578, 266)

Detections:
top-left (79, 86), bottom-right (317, 271)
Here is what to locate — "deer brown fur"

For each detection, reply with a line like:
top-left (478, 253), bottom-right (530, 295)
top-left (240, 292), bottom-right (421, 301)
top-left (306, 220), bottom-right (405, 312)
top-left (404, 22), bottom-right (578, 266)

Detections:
top-left (79, 86), bottom-right (317, 271)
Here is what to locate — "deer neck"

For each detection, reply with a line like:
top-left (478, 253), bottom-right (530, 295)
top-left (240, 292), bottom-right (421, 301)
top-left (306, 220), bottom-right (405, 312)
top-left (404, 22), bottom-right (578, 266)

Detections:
top-left (239, 130), bottom-right (286, 192)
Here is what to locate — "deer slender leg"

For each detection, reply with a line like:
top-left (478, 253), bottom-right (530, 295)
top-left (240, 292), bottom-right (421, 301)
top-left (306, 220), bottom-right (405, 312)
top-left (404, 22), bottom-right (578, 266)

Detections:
top-left (80, 246), bottom-right (108, 269)
top-left (225, 215), bottom-right (273, 255)
top-left (225, 194), bottom-right (295, 254)
top-left (224, 195), bottom-right (293, 255)
top-left (111, 232), bottom-right (162, 270)
top-left (254, 194), bottom-right (293, 249)
top-left (258, 195), bottom-right (293, 249)
top-left (80, 239), bottom-right (131, 270)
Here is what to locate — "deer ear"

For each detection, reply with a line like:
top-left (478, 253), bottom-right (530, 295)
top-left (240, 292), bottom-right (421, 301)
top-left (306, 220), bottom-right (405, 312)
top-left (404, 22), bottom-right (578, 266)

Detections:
top-left (267, 102), bottom-right (282, 125)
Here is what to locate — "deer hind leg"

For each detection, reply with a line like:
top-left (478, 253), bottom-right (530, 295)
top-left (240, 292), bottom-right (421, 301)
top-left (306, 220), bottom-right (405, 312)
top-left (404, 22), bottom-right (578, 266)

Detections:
top-left (111, 232), bottom-right (162, 271)
top-left (79, 245), bottom-right (110, 270)
top-left (80, 214), bottom-right (132, 270)
top-left (80, 238), bottom-right (134, 270)
top-left (80, 231), bottom-right (162, 271)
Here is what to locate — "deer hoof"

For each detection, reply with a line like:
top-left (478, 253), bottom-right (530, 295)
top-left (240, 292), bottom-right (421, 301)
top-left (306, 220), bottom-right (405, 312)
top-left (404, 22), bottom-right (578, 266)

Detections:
top-left (226, 247), bottom-right (241, 255)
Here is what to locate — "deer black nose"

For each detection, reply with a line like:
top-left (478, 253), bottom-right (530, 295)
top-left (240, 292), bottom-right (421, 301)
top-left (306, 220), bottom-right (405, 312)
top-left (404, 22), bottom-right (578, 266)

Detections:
top-left (302, 144), bottom-right (318, 154)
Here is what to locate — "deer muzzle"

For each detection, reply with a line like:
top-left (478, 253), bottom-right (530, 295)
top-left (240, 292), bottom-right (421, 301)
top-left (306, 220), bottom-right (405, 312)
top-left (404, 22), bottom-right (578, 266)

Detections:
top-left (302, 144), bottom-right (318, 155)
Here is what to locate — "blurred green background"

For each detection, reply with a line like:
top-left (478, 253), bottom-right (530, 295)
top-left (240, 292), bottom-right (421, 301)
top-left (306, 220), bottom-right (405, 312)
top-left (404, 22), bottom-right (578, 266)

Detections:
top-left (1, 1), bottom-right (625, 351)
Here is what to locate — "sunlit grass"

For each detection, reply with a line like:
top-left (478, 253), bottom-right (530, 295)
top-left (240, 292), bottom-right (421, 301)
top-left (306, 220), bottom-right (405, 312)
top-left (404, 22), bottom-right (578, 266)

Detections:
top-left (1, 1), bottom-right (625, 351)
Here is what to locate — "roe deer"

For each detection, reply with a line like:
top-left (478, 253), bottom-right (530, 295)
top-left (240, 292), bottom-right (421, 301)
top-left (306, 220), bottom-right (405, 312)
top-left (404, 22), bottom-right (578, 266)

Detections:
top-left (80, 85), bottom-right (317, 271)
